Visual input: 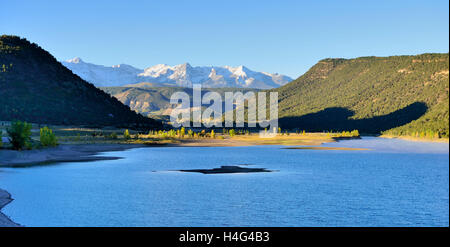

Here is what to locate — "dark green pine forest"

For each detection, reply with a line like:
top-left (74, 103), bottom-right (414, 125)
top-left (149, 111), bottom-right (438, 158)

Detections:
top-left (0, 35), bottom-right (162, 129)
top-left (273, 53), bottom-right (449, 137)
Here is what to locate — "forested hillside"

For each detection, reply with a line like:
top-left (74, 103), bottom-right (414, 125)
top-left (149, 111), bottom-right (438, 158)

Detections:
top-left (274, 53), bottom-right (449, 137)
top-left (0, 35), bottom-right (162, 129)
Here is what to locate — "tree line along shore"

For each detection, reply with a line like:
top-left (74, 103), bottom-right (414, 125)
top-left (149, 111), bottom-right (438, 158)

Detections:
top-left (1, 119), bottom-right (447, 153)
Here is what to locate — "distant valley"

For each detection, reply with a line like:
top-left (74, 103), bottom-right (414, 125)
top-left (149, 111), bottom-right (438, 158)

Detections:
top-left (101, 86), bottom-right (257, 121)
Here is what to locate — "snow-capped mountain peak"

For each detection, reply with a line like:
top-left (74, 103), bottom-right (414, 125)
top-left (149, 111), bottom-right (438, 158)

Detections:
top-left (140, 64), bottom-right (172, 77)
top-left (227, 65), bottom-right (249, 77)
top-left (62, 58), bottom-right (292, 89)
top-left (66, 57), bottom-right (83, 63)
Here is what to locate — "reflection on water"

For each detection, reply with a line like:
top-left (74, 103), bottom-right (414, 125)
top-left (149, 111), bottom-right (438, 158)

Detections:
top-left (0, 137), bottom-right (448, 226)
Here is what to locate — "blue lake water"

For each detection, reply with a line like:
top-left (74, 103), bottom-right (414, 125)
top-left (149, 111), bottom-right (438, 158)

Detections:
top-left (0, 137), bottom-right (448, 226)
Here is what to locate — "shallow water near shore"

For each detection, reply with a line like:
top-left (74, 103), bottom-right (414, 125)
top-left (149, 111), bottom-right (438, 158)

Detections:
top-left (0, 137), bottom-right (448, 226)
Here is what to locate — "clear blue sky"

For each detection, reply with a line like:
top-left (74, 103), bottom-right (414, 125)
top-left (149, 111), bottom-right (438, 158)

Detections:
top-left (1, 0), bottom-right (448, 78)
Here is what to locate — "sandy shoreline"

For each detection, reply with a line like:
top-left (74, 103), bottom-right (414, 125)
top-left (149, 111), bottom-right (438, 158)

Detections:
top-left (0, 143), bottom-right (149, 167)
top-left (0, 189), bottom-right (21, 227)
top-left (380, 135), bottom-right (449, 143)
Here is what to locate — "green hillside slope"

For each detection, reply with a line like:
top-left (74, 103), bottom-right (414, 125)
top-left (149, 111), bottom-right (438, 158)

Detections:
top-left (0, 35), bottom-right (162, 129)
top-left (274, 53), bottom-right (449, 137)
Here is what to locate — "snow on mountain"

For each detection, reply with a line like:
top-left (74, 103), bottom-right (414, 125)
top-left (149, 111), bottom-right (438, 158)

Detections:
top-left (62, 57), bottom-right (143, 87)
top-left (62, 58), bottom-right (292, 89)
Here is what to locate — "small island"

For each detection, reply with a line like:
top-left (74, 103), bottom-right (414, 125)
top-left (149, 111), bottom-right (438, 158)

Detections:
top-left (178, 165), bottom-right (274, 174)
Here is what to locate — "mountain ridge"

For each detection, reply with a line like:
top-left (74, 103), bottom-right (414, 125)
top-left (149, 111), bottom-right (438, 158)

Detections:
top-left (62, 58), bottom-right (292, 89)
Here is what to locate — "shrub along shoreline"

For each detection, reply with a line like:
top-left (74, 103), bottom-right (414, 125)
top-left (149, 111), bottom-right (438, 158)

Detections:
top-left (1, 121), bottom-right (58, 150)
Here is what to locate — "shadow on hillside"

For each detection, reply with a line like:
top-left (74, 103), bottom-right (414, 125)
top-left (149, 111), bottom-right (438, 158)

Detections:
top-left (278, 102), bottom-right (428, 134)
